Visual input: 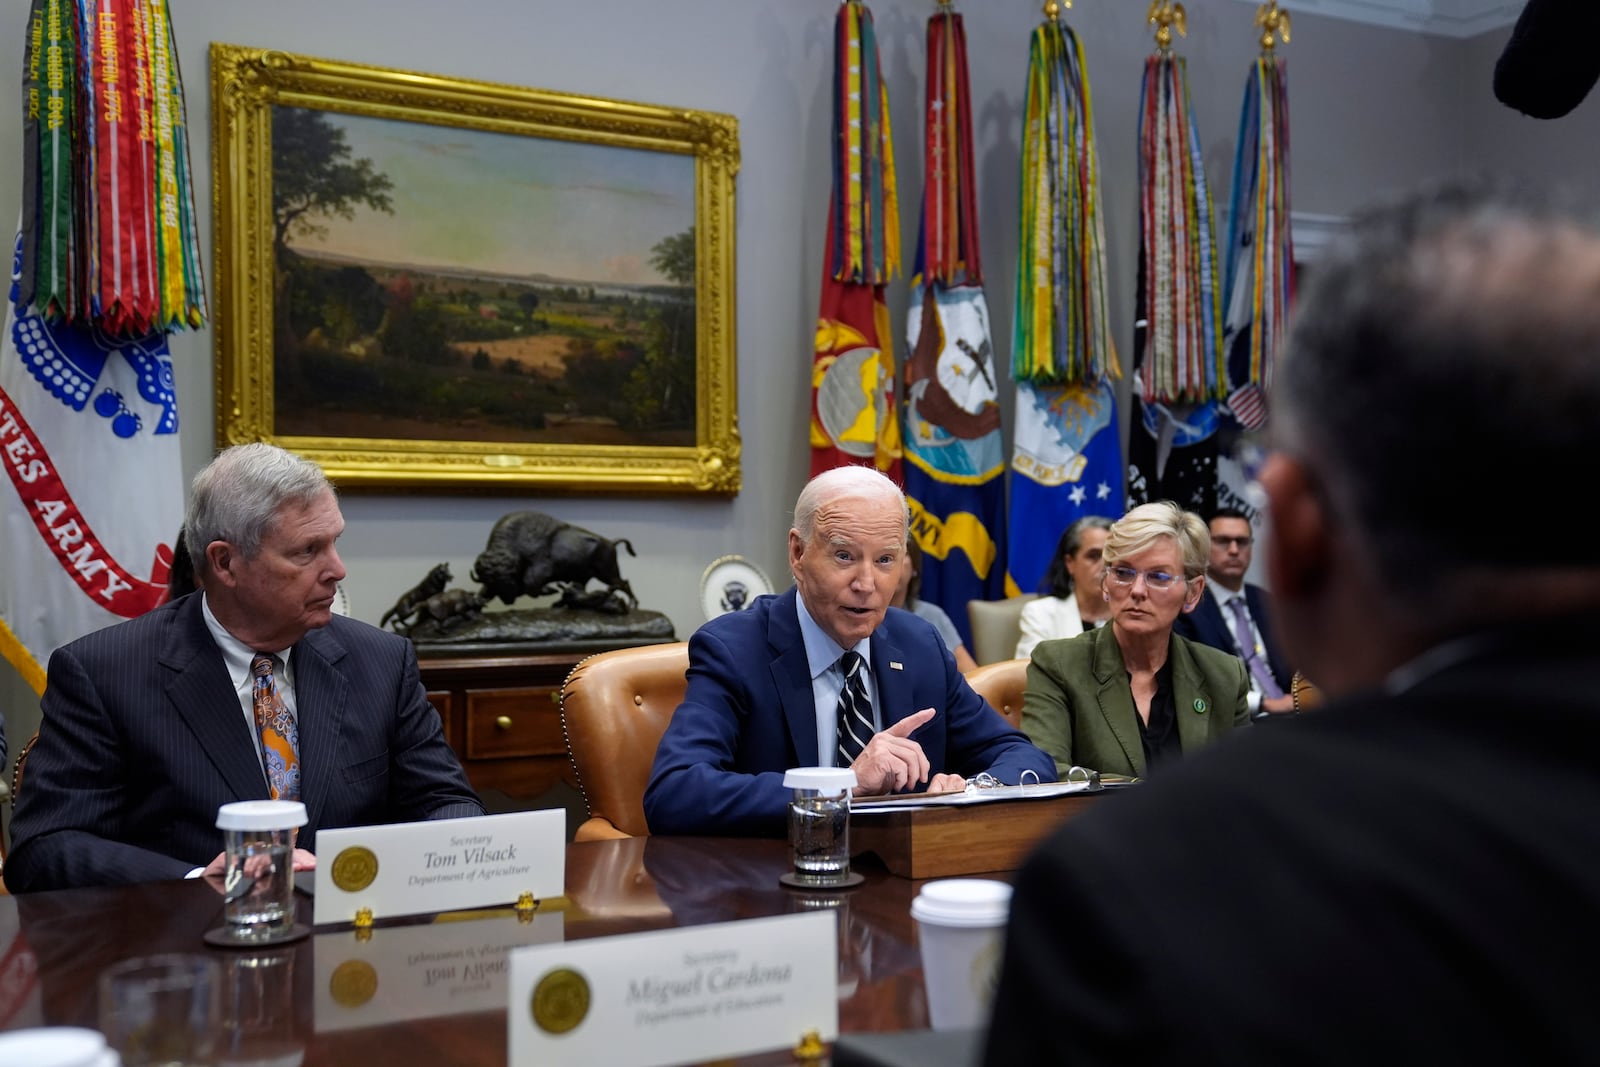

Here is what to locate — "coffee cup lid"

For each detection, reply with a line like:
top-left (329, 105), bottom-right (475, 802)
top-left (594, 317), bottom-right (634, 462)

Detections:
top-left (783, 767), bottom-right (857, 791)
top-left (0, 1027), bottom-right (112, 1067)
top-left (911, 878), bottom-right (1013, 927)
top-left (216, 799), bottom-right (308, 830)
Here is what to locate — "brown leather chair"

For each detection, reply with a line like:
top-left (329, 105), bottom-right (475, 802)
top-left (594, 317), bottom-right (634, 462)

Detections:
top-left (559, 642), bottom-right (689, 842)
top-left (964, 658), bottom-right (1029, 730)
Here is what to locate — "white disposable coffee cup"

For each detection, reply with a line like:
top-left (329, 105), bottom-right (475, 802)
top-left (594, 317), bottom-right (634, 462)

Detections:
top-left (911, 878), bottom-right (1013, 1031)
top-left (0, 1027), bottom-right (115, 1067)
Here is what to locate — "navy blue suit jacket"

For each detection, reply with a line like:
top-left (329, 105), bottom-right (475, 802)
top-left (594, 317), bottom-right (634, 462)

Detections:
top-left (643, 588), bottom-right (1055, 836)
top-left (6, 593), bottom-right (485, 891)
top-left (1174, 584), bottom-right (1294, 694)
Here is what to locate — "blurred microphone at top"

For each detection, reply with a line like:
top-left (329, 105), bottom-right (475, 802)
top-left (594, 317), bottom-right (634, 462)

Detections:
top-left (1494, 0), bottom-right (1600, 119)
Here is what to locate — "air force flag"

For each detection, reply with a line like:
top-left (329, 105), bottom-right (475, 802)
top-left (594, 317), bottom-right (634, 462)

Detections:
top-left (1007, 380), bottom-right (1124, 597)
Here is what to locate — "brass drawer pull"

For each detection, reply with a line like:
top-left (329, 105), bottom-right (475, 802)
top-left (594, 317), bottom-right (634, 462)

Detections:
top-left (495, 715), bottom-right (513, 730)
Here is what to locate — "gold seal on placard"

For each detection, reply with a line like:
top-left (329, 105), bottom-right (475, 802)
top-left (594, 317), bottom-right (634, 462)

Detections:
top-left (330, 846), bottom-right (379, 892)
top-left (531, 967), bottom-right (590, 1035)
top-left (330, 960), bottom-right (379, 1007)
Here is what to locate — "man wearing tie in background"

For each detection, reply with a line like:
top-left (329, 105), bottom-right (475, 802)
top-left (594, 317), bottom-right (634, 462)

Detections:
top-left (984, 177), bottom-right (1600, 1063)
top-left (1174, 507), bottom-right (1296, 714)
top-left (5, 443), bottom-right (484, 891)
top-left (645, 465), bottom-right (1052, 836)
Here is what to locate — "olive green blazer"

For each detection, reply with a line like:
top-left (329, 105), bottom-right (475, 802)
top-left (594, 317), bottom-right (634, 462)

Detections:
top-left (1021, 624), bottom-right (1251, 778)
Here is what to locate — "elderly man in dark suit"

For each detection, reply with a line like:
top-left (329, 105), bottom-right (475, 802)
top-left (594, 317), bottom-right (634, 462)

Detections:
top-left (985, 178), bottom-right (1600, 1063)
top-left (5, 443), bottom-right (483, 891)
top-left (644, 465), bottom-right (1052, 836)
top-left (1174, 506), bottom-right (1296, 714)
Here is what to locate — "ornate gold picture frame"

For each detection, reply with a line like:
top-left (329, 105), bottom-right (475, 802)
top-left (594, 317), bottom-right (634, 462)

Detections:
top-left (210, 43), bottom-right (740, 493)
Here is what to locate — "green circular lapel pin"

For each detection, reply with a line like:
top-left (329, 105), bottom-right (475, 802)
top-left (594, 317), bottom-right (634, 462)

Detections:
top-left (1193, 698), bottom-right (1208, 714)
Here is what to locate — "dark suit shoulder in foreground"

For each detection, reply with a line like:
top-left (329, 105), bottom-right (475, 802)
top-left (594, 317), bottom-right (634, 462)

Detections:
top-left (985, 638), bottom-right (1600, 1065)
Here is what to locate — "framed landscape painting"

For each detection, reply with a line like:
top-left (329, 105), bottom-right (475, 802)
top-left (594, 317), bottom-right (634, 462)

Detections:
top-left (210, 43), bottom-right (740, 493)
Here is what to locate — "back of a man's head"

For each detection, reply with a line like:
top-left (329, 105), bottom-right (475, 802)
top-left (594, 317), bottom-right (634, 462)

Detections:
top-left (1275, 177), bottom-right (1600, 602)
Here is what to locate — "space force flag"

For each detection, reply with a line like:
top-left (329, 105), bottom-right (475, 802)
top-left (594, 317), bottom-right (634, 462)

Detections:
top-left (0, 236), bottom-right (181, 693)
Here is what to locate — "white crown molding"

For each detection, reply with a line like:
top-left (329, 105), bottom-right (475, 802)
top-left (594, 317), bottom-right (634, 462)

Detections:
top-left (1231, 0), bottom-right (1522, 38)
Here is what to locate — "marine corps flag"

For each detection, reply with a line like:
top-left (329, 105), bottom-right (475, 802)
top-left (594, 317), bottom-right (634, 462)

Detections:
top-left (811, 0), bottom-right (902, 480)
top-left (902, 3), bottom-right (1005, 647)
top-left (1126, 5), bottom-right (1226, 515)
top-left (1005, 12), bottom-right (1123, 598)
top-left (1, 0), bottom-right (194, 692)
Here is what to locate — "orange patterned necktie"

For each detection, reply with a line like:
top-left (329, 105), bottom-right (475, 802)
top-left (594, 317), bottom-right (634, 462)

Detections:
top-left (250, 654), bottom-right (302, 801)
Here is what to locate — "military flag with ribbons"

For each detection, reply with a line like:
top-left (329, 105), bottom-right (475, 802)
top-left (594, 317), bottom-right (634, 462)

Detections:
top-left (1215, 24), bottom-right (1293, 521)
top-left (811, 0), bottom-right (902, 481)
top-left (1, 0), bottom-right (194, 693)
top-left (902, 3), bottom-right (1007, 647)
top-left (1005, 11), bottom-right (1123, 598)
top-left (1126, 11), bottom-right (1226, 515)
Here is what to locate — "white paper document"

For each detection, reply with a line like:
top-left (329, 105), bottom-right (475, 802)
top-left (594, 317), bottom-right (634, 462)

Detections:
top-left (507, 911), bottom-right (838, 1067)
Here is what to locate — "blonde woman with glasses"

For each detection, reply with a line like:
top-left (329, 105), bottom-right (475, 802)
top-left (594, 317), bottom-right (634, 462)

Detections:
top-left (1019, 501), bottom-right (1250, 779)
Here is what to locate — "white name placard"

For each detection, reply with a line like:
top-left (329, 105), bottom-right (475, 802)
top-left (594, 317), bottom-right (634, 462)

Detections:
top-left (508, 911), bottom-right (837, 1067)
top-left (312, 810), bottom-right (565, 926)
top-left (314, 909), bottom-right (564, 1031)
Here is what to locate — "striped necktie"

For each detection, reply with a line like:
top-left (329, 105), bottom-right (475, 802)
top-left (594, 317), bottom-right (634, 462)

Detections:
top-left (1226, 597), bottom-right (1285, 700)
top-left (251, 653), bottom-right (302, 801)
top-left (835, 651), bottom-right (874, 767)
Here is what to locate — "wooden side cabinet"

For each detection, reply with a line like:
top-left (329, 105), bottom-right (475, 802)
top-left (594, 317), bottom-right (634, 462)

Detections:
top-left (418, 649), bottom-right (584, 808)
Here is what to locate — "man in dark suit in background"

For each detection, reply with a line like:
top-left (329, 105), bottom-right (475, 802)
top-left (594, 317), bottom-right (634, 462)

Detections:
top-left (5, 443), bottom-right (484, 891)
top-left (1174, 506), bottom-right (1295, 714)
top-left (644, 465), bottom-right (1052, 836)
top-left (985, 177), bottom-right (1600, 1063)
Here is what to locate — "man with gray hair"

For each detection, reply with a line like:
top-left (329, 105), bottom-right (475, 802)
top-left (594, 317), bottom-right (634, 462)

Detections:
top-left (645, 464), bottom-right (1052, 836)
top-left (985, 177), bottom-right (1600, 1062)
top-left (7, 443), bottom-right (484, 891)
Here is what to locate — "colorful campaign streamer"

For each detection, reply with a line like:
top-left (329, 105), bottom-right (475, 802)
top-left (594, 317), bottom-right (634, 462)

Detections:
top-left (18, 0), bottom-right (206, 336)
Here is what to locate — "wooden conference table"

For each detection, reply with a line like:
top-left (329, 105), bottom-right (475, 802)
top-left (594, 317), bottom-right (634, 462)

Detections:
top-left (0, 836), bottom-right (980, 1066)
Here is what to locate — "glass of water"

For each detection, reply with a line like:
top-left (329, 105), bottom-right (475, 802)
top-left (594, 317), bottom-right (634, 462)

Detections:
top-left (215, 800), bottom-right (307, 942)
top-left (783, 767), bottom-right (857, 887)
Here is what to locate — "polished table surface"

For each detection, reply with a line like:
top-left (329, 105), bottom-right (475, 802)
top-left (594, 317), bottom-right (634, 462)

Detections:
top-left (0, 837), bottom-right (950, 1065)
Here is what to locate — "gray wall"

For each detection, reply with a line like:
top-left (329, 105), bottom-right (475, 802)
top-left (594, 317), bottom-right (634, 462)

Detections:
top-left (0, 0), bottom-right (1589, 761)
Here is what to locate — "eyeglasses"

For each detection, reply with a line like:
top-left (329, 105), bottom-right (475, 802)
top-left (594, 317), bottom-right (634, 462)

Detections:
top-left (1105, 565), bottom-right (1190, 591)
top-left (1213, 536), bottom-right (1253, 549)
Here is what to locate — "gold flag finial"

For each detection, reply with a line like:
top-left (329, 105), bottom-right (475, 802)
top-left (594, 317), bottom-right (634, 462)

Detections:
top-left (936, 0), bottom-right (954, 9)
top-left (1044, 1), bottom-right (1071, 23)
top-left (1148, 0), bottom-right (1187, 51)
top-left (1256, 0), bottom-right (1291, 52)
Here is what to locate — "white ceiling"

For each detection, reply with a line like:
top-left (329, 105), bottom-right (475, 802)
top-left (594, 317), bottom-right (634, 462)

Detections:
top-left (1234, 0), bottom-right (1524, 38)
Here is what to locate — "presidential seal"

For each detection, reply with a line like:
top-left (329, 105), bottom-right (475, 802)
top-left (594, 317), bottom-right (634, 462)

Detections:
top-left (329, 960), bottom-right (379, 1007)
top-left (330, 846), bottom-right (379, 892)
top-left (531, 967), bottom-right (590, 1035)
